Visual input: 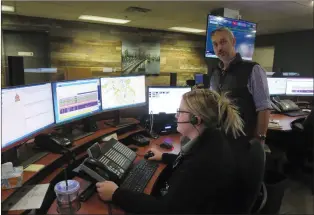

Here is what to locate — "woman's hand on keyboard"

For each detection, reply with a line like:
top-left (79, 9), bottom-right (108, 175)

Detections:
top-left (148, 148), bottom-right (162, 161)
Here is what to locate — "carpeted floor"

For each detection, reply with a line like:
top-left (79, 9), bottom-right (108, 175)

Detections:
top-left (280, 176), bottom-right (313, 214)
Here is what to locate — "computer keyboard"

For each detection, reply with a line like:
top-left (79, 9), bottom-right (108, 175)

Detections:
top-left (68, 132), bottom-right (94, 141)
top-left (21, 152), bottom-right (49, 168)
top-left (120, 159), bottom-right (159, 193)
top-left (284, 110), bottom-right (309, 117)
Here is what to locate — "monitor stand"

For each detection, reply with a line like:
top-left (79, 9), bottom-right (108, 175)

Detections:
top-left (104, 110), bottom-right (137, 128)
top-left (57, 119), bottom-right (98, 141)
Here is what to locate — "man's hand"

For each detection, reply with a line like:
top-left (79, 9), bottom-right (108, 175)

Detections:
top-left (96, 181), bottom-right (119, 201)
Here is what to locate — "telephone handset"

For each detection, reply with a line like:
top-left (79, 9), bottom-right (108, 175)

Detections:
top-left (83, 158), bottom-right (110, 180)
top-left (34, 133), bottom-right (72, 154)
top-left (78, 139), bottom-right (136, 183)
top-left (270, 97), bottom-right (300, 113)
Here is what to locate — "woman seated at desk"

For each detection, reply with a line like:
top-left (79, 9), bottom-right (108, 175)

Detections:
top-left (96, 89), bottom-right (247, 214)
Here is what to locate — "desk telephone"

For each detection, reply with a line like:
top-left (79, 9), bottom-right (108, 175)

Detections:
top-left (132, 134), bottom-right (150, 146)
top-left (34, 133), bottom-right (72, 154)
top-left (270, 97), bottom-right (300, 113)
top-left (78, 138), bottom-right (136, 183)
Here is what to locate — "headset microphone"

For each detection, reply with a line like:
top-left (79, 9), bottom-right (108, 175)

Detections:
top-left (175, 115), bottom-right (198, 125)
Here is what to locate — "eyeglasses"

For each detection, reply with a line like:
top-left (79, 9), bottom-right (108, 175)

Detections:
top-left (176, 108), bottom-right (191, 117)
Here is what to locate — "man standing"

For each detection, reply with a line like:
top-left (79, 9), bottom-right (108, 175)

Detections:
top-left (209, 27), bottom-right (271, 143)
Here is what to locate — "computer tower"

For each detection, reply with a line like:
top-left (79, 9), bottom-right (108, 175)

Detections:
top-left (203, 74), bottom-right (210, 88)
top-left (7, 56), bottom-right (25, 86)
top-left (170, 73), bottom-right (177, 86)
top-left (151, 114), bottom-right (178, 135)
top-left (186, 80), bottom-right (195, 87)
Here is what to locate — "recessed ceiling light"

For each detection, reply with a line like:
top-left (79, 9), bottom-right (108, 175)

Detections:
top-left (2, 5), bottom-right (15, 12)
top-left (78, 15), bottom-right (130, 24)
top-left (168, 27), bottom-right (206, 33)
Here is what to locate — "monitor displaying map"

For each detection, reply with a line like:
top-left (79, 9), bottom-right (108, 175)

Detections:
top-left (100, 75), bottom-right (146, 111)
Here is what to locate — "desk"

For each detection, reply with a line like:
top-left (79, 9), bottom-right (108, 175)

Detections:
top-left (3, 114), bottom-right (302, 214)
top-left (1, 119), bottom-right (147, 214)
top-left (1, 118), bottom-right (181, 215)
top-left (269, 113), bottom-right (306, 131)
top-left (47, 134), bottom-right (181, 214)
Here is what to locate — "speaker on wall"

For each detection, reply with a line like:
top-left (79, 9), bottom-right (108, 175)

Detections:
top-left (8, 56), bottom-right (25, 86)
top-left (170, 73), bottom-right (177, 86)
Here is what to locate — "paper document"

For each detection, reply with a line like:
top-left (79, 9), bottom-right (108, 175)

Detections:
top-left (24, 164), bottom-right (45, 172)
top-left (102, 133), bottom-right (118, 141)
top-left (9, 184), bottom-right (50, 211)
top-left (268, 120), bottom-right (282, 129)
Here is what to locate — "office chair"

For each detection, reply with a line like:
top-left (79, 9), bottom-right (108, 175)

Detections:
top-left (287, 109), bottom-right (313, 194)
top-left (246, 139), bottom-right (267, 214)
top-left (228, 138), bottom-right (266, 214)
top-left (251, 182), bottom-right (268, 214)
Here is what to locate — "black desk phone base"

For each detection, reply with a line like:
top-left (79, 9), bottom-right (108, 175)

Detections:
top-left (77, 138), bottom-right (136, 184)
top-left (34, 133), bottom-right (72, 154)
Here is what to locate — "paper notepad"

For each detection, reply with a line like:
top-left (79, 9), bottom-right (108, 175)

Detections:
top-left (9, 184), bottom-right (50, 211)
top-left (24, 164), bottom-right (45, 172)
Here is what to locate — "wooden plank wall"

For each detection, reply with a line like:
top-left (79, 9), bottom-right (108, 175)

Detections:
top-left (2, 14), bottom-right (208, 86)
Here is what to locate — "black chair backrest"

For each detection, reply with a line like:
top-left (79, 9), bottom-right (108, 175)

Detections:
top-left (246, 139), bottom-right (266, 212)
top-left (291, 108), bottom-right (313, 146)
top-left (227, 137), bottom-right (265, 213)
top-left (303, 108), bottom-right (313, 134)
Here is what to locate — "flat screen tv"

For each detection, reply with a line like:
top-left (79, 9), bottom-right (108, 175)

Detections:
top-left (205, 14), bottom-right (257, 61)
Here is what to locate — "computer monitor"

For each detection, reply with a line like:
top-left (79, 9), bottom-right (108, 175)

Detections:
top-left (267, 78), bottom-right (287, 95)
top-left (285, 78), bottom-right (314, 96)
top-left (195, 74), bottom-right (204, 85)
top-left (100, 75), bottom-right (146, 111)
top-left (52, 79), bottom-right (102, 124)
top-left (205, 15), bottom-right (257, 60)
top-left (148, 87), bottom-right (191, 114)
top-left (1, 83), bottom-right (55, 149)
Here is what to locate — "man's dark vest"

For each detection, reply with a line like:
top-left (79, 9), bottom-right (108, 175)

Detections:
top-left (210, 53), bottom-right (258, 139)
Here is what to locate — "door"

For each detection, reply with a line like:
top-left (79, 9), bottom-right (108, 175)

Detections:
top-left (3, 30), bottom-right (50, 85)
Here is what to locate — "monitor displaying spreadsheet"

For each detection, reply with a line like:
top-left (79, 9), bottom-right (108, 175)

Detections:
top-left (52, 79), bottom-right (102, 124)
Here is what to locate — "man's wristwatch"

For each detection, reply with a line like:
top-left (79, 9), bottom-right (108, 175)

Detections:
top-left (258, 134), bottom-right (267, 141)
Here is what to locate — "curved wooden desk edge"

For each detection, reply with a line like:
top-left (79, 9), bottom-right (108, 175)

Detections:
top-left (269, 113), bottom-right (307, 131)
top-left (1, 153), bottom-right (63, 202)
top-left (47, 134), bottom-right (181, 215)
top-left (2, 119), bottom-right (143, 214)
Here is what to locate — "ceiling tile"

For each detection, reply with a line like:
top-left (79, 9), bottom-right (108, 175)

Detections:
top-left (2, 1), bottom-right (312, 35)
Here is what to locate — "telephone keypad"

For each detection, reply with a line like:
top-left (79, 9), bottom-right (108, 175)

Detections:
top-left (105, 148), bottom-right (129, 168)
top-left (98, 155), bottom-right (124, 178)
top-left (113, 142), bottom-right (135, 159)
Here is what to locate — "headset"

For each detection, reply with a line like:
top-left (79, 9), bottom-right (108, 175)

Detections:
top-left (176, 115), bottom-right (199, 125)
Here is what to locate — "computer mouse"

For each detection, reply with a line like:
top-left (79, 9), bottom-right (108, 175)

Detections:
top-left (160, 142), bottom-right (173, 150)
top-left (144, 151), bottom-right (154, 159)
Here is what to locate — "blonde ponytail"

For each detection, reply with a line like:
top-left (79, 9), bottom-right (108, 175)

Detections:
top-left (217, 92), bottom-right (246, 139)
top-left (182, 89), bottom-right (245, 139)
